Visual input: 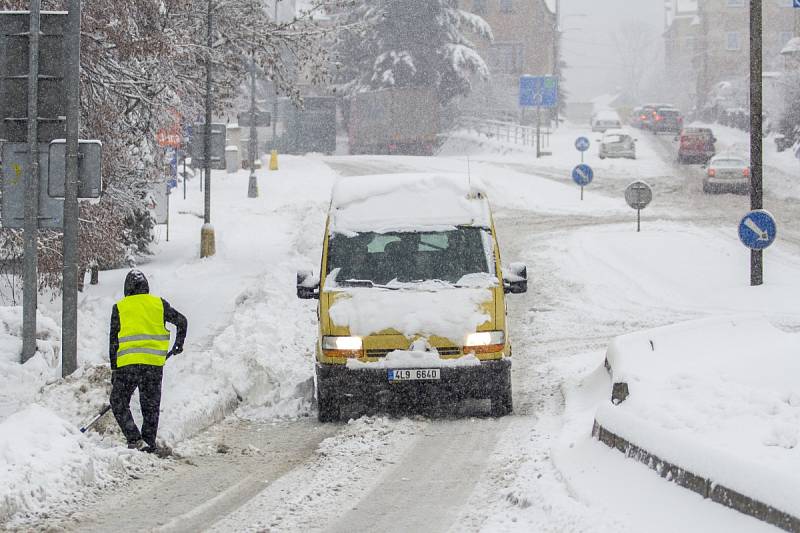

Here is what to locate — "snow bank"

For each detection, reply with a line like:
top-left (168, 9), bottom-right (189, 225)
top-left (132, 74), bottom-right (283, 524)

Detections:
top-left (0, 405), bottom-right (133, 523)
top-left (330, 173), bottom-right (492, 234)
top-left (328, 287), bottom-right (492, 341)
top-left (599, 316), bottom-right (800, 518)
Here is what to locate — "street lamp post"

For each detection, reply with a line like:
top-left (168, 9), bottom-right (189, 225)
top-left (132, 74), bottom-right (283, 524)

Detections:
top-left (200, 0), bottom-right (215, 258)
top-left (247, 54), bottom-right (259, 197)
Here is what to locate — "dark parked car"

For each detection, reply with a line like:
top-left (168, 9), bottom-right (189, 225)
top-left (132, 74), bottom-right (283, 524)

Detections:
top-left (677, 127), bottom-right (716, 164)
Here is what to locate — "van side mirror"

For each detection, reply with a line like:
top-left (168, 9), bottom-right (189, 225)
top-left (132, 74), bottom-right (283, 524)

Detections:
top-left (297, 270), bottom-right (320, 299)
top-left (502, 263), bottom-right (527, 294)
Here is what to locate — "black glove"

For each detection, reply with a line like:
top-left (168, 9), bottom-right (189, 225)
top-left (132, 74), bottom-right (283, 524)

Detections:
top-left (169, 344), bottom-right (183, 357)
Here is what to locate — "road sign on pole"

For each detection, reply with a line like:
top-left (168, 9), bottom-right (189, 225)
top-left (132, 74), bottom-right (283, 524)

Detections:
top-left (793, 0), bottom-right (800, 8)
top-left (519, 76), bottom-right (558, 108)
top-left (190, 122), bottom-right (226, 170)
top-left (625, 181), bottom-right (653, 232)
top-left (738, 210), bottom-right (777, 250)
top-left (47, 140), bottom-right (102, 198)
top-left (572, 163), bottom-right (593, 201)
top-left (575, 136), bottom-right (590, 163)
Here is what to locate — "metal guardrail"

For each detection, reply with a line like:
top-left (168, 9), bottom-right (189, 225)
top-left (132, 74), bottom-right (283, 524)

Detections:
top-left (457, 116), bottom-right (550, 150)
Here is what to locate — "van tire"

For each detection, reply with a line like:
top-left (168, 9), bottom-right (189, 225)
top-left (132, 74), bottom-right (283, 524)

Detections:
top-left (489, 367), bottom-right (513, 417)
top-left (316, 368), bottom-right (339, 422)
top-left (317, 394), bottom-right (339, 422)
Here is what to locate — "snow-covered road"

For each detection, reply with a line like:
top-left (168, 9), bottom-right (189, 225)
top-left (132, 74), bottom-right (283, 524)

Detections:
top-left (8, 125), bottom-right (799, 532)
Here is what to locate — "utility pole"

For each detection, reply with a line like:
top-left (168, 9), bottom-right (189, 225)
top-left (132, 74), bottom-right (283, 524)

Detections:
top-left (553, 0), bottom-right (560, 129)
top-left (21, 0), bottom-right (41, 363)
top-left (750, 0), bottom-right (763, 286)
top-left (200, 0), bottom-right (215, 258)
top-left (247, 0), bottom-right (258, 198)
top-left (61, 0), bottom-right (81, 376)
top-left (271, 0), bottom-right (278, 150)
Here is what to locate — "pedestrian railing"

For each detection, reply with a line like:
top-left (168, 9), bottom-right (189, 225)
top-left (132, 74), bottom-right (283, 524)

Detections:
top-left (456, 116), bottom-right (550, 150)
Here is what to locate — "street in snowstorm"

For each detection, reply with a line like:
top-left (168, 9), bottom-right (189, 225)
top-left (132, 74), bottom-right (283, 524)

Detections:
top-left (1, 0), bottom-right (800, 532)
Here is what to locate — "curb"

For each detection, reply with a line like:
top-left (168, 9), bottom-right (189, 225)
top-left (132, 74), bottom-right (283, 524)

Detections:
top-left (592, 419), bottom-right (800, 532)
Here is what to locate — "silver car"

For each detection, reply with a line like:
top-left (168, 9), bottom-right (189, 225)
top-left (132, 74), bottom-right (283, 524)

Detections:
top-left (703, 155), bottom-right (750, 194)
top-left (598, 130), bottom-right (636, 160)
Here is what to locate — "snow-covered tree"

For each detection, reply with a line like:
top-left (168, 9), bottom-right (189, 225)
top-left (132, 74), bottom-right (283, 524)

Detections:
top-left (0, 0), bottom-right (350, 297)
top-left (336, 0), bottom-right (492, 105)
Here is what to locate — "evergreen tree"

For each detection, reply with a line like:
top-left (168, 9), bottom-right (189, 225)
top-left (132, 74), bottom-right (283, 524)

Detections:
top-left (336, 0), bottom-right (492, 105)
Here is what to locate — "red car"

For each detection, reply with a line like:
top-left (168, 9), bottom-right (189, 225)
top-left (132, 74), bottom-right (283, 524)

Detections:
top-left (677, 127), bottom-right (716, 164)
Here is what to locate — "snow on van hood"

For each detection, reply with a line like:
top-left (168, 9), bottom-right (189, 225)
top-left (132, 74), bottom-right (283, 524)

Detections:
top-left (328, 286), bottom-right (493, 342)
top-left (329, 173), bottom-right (492, 234)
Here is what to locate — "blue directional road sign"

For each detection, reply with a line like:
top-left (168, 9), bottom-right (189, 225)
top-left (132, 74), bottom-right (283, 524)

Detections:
top-left (738, 210), bottom-right (777, 250)
top-left (519, 76), bottom-right (558, 108)
top-left (572, 164), bottom-right (594, 186)
top-left (794, 0), bottom-right (800, 8)
top-left (575, 137), bottom-right (590, 152)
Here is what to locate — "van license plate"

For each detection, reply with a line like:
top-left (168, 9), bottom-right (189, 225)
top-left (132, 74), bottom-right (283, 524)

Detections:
top-left (388, 369), bottom-right (440, 382)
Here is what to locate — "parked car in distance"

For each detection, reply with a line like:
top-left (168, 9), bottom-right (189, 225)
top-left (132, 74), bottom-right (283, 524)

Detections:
top-left (703, 155), bottom-right (750, 194)
top-left (651, 107), bottom-right (683, 134)
top-left (598, 129), bottom-right (637, 159)
top-left (591, 109), bottom-right (622, 132)
top-left (677, 127), bottom-right (716, 164)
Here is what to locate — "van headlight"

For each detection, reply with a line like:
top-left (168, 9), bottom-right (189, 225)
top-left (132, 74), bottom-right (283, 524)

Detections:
top-left (463, 331), bottom-right (505, 354)
top-left (322, 336), bottom-right (363, 358)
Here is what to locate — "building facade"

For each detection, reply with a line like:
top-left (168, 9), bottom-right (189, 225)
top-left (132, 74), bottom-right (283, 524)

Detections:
top-left (665, 0), bottom-right (798, 113)
top-left (459, 0), bottom-right (557, 120)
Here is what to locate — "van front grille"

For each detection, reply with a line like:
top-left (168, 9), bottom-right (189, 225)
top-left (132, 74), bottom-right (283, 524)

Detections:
top-left (365, 347), bottom-right (462, 358)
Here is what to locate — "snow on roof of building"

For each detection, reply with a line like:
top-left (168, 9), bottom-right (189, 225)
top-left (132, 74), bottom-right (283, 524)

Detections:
top-left (330, 173), bottom-right (492, 234)
top-left (781, 37), bottom-right (800, 55)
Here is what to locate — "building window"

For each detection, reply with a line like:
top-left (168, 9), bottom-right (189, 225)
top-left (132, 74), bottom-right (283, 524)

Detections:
top-left (500, 0), bottom-right (514, 13)
top-left (488, 43), bottom-right (523, 74)
top-left (472, 0), bottom-right (487, 15)
top-left (726, 32), bottom-right (741, 50)
top-left (727, 0), bottom-right (745, 6)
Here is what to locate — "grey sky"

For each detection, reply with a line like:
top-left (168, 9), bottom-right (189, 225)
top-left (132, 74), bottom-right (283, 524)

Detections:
top-left (560, 0), bottom-right (665, 102)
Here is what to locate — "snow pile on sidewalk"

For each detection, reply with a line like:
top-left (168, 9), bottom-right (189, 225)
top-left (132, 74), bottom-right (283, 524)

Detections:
top-left (598, 316), bottom-right (800, 518)
top-left (0, 404), bottom-right (145, 523)
top-left (0, 156), bottom-right (335, 524)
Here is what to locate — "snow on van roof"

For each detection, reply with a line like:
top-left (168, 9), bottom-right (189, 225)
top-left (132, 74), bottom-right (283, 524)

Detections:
top-left (330, 173), bottom-right (492, 234)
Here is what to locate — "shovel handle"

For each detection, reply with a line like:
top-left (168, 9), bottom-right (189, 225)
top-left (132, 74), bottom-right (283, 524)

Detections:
top-left (80, 404), bottom-right (112, 433)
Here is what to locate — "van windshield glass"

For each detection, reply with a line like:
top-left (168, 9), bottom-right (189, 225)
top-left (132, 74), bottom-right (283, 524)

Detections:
top-left (326, 228), bottom-right (492, 285)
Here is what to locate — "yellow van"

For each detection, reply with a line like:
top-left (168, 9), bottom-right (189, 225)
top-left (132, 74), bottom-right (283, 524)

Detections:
top-left (297, 173), bottom-right (527, 421)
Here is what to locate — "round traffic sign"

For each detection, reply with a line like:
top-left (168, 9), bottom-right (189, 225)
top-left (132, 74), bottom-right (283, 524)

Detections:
top-left (738, 210), bottom-right (777, 250)
top-left (572, 164), bottom-right (594, 186)
top-left (575, 137), bottom-right (590, 152)
top-left (625, 181), bottom-right (653, 210)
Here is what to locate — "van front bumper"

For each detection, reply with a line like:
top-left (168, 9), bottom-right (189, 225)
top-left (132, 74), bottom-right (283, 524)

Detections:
top-left (315, 358), bottom-right (511, 404)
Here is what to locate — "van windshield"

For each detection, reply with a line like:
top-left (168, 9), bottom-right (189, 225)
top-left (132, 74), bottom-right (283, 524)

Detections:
top-left (326, 228), bottom-right (492, 286)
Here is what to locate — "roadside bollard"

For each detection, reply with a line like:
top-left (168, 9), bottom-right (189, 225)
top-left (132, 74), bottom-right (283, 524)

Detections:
top-left (269, 150), bottom-right (279, 171)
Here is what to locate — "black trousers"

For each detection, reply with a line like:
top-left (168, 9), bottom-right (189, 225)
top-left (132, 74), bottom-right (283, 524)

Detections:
top-left (110, 365), bottom-right (163, 447)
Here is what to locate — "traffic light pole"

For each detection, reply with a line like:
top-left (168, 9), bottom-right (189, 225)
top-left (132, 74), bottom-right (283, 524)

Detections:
top-left (21, 0), bottom-right (41, 363)
top-left (750, 0), bottom-right (763, 286)
top-left (61, 0), bottom-right (81, 377)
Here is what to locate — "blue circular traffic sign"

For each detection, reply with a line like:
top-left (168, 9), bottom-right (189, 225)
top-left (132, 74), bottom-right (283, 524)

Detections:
top-left (572, 164), bottom-right (594, 186)
top-left (738, 210), bottom-right (777, 250)
top-left (575, 137), bottom-right (590, 152)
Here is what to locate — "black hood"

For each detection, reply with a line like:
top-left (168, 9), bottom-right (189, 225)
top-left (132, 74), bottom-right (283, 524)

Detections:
top-left (124, 269), bottom-right (149, 296)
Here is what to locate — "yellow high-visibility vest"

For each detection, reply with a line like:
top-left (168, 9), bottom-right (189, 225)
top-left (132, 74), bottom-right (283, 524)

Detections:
top-left (116, 294), bottom-right (170, 367)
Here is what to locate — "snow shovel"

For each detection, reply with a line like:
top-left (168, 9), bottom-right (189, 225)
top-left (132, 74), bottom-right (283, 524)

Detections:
top-left (79, 348), bottom-right (176, 433)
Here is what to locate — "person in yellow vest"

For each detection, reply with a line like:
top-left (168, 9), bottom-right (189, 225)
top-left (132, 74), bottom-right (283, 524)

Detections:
top-left (109, 270), bottom-right (187, 454)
